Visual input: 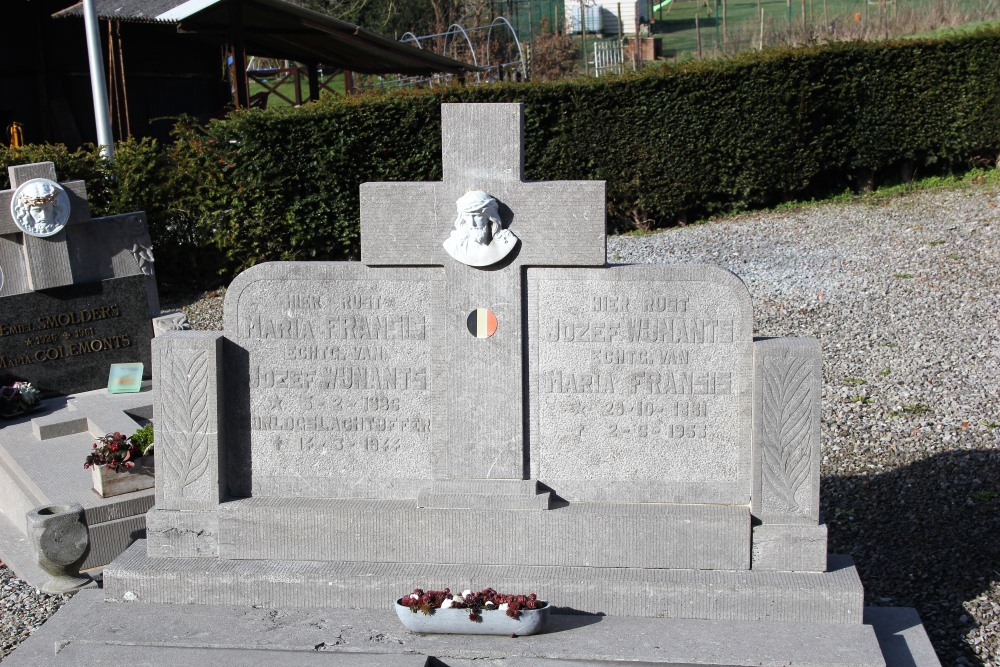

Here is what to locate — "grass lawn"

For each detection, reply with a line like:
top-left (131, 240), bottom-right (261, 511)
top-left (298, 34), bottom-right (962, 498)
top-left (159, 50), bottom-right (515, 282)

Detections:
top-left (642, 0), bottom-right (995, 58)
top-left (248, 69), bottom-right (347, 108)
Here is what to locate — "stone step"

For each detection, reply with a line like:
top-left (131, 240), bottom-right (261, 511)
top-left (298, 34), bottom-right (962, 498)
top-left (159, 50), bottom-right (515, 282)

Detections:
top-left (105, 541), bottom-right (864, 624)
top-left (207, 497), bottom-right (749, 570)
top-left (5, 589), bottom-right (937, 667)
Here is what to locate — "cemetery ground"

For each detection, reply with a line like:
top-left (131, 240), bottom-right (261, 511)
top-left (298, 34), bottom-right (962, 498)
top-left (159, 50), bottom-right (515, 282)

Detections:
top-left (1, 180), bottom-right (997, 664)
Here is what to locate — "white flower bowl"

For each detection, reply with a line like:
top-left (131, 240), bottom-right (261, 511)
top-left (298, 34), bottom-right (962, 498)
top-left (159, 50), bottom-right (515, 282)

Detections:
top-left (394, 599), bottom-right (550, 635)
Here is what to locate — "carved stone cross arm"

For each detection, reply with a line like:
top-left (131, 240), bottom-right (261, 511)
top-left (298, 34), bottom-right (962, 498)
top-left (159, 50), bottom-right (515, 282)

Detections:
top-left (1, 162), bottom-right (91, 291)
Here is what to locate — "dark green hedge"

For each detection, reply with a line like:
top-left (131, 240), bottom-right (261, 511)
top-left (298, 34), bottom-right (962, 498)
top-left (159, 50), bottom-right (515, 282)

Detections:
top-left (3, 30), bottom-right (998, 292)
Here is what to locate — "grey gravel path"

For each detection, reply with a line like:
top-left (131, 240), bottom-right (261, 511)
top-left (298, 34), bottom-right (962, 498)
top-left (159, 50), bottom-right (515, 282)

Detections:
top-left (609, 185), bottom-right (1000, 666)
top-left (2, 184), bottom-right (997, 664)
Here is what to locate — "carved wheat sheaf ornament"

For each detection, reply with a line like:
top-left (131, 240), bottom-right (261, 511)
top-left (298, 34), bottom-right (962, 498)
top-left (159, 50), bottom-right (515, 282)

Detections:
top-left (159, 349), bottom-right (211, 496)
top-left (442, 191), bottom-right (518, 267)
top-left (761, 357), bottom-right (813, 516)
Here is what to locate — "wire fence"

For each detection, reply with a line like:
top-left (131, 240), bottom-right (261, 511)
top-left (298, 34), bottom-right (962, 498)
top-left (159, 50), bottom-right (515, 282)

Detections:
top-left (649, 0), bottom-right (1000, 59)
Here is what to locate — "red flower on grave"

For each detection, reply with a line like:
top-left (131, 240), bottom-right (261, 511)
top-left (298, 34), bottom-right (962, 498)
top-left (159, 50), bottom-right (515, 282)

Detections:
top-left (398, 587), bottom-right (545, 623)
top-left (85, 431), bottom-right (146, 473)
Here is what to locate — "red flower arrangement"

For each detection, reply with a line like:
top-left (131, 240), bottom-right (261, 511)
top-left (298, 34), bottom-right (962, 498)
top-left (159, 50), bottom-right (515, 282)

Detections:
top-left (398, 587), bottom-right (545, 622)
top-left (84, 432), bottom-right (140, 473)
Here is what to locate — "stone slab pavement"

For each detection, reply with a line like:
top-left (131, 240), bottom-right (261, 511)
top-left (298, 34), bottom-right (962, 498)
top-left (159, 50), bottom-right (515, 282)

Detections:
top-left (3, 589), bottom-right (939, 666)
top-left (0, 384), bottom-right (153, 588)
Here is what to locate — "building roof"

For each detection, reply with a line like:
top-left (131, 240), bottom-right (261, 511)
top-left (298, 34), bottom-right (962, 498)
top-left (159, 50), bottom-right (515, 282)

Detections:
top-left (54, 0), bottom-right (477, 75)
top-left (54, 0), bottom-right (187, 23)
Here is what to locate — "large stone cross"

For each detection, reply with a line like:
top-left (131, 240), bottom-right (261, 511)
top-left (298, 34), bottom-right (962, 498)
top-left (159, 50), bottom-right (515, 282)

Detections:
top-left (360, 103), bottom-right (605, 489)
top-left (0, 162), bottom-right (90, 293)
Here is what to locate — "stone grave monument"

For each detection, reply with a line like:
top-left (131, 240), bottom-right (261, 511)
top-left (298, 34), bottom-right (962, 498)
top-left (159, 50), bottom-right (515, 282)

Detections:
top-left (7, 105), bottom-right (938, 665)
top-left (0, 162), bottom-right (179, 591)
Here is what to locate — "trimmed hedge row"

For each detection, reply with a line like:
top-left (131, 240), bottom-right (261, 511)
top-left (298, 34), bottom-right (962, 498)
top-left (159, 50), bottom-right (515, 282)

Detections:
top-left (3, 30), bottom-right (998, 291)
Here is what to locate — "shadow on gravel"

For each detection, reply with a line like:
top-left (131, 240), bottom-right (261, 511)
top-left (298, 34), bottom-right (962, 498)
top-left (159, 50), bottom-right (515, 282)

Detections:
top-left (822, 449), bottom-right (1000, 666)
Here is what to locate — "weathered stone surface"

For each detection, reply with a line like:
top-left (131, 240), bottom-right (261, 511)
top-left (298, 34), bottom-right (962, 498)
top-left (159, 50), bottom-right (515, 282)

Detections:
top-left (528, 265), bottom-right (754, 504)
top-left (6, 163), bottom-right (76, 291)
top-left (105, 541), bottom-right (864, 624)
top-left (2, 163), bottom-right (160, 310)
top-left (360, 103), bottom-right (605, 484)
top-left (214, 498), bottom-right (749, 570)
top-left (152, 311), bottom-right (191, 336)
top-left (90, 456), bottom-right (154, 497)
top-left (84, 103), bottom-right (936, 664)
top-left (154, 332), bottom-right (225, 511)
top-left (31, 389), bottom-right (153, 440)
top-left (0, 276), bottom-right (153, 395)
top-left (24, 503), bottom-right (91, 593)
top-left (865, 607), bottom-right (943, 667)
top-left (751, 522), bottom-right (829, 572)
top-left (752, 337), bottom-right (822, 524)
top-left (11, 589), bottom-right (938, 667)
top-left (146, 508), bottom-right (219, 558)
top-left (222, 262), bottom-right (445, 499)
top-left (65, 211), bottom-right (160, 316)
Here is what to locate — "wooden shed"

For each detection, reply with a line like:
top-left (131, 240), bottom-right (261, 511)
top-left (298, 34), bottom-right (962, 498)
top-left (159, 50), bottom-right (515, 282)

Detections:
top-left (2, 0), bottom-right (476, 147)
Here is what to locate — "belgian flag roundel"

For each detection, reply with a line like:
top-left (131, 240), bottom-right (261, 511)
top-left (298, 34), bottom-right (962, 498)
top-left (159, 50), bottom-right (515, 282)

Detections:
top-left (466, 308), bottom-right (498, 338)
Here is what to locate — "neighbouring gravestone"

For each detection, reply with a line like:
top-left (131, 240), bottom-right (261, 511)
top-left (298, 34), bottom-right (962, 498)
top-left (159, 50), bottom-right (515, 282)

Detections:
top-left (97, 104), bottom-right (922, 664)
top-left (0, 161), bottom-right (175, 592)
top-left (0, 162), bottom-right (166, 395)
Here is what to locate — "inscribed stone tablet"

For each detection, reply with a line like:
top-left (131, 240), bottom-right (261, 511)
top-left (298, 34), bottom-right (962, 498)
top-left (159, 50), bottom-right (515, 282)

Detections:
top-left (0, 276), bottom-right (153, 395)
top-left (223, 263), bottom-right (444, 499)
top-left (528, 265), bottom-right (753, 504)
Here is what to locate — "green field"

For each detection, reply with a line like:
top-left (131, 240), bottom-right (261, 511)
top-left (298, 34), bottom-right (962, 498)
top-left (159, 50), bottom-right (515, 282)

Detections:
top-left (643, 0), bottom-right (998, 58)
top-left (244, 0), bottom-right (999, 96)
top-left (248, 70), bottom-right (347, 108)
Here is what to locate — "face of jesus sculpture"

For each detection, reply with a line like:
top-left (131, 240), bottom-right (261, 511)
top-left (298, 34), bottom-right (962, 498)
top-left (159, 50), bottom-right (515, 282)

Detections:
top-left (455, 191), bottom-right (501, 246)
top-left (20, 183), bottom-right (58, 230)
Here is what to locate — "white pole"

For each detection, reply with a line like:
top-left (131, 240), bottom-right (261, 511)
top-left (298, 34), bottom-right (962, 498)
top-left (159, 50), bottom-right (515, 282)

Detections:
top-left (82, 0), bottom-right (114, 161)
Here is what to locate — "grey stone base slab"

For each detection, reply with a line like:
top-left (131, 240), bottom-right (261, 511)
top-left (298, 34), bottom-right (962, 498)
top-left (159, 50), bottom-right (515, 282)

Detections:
top-left (417, 490), bottom-right (552, 510)
top-left (146, 508), bottom-right (220, 558)
top-left (214, 497), bottom-right (749, 570)
top-left (751, 522), bottom-right (829, 572)
top-left (84, 514), bottom-right (147, 570)
top-left (0, 386), bottom-right (154, 581)
top-left (865, 607), bottom-right (942, 667)
top-left (106, 541), bottom-right (863, 623)
top-left (419, 479), bottom-right (553, 510)
top-left (4, 589), bottom-right (939, 666)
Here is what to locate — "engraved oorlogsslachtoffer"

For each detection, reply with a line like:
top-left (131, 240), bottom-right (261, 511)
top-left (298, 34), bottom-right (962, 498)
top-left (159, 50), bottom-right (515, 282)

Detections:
top-left (10, 178), bottom-right (71, 238)
top-left (442, 191), bottom-right (518, 267)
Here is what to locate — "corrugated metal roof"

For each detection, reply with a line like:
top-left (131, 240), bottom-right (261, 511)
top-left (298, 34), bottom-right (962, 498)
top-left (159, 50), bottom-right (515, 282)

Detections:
top-left (53, 0), bottom-right (190, 23)
top-left (53, 0), bottom-right (478, 75)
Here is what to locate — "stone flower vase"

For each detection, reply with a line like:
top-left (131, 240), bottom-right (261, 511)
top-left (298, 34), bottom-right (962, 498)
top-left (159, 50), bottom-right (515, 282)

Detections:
top-left (24, 503), bottom-right (92, 593)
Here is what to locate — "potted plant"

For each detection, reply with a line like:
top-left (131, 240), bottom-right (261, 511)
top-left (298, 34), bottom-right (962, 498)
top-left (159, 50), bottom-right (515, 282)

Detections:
top-left (84, 425), bottom-right (154, 497)
top-left (395, 587), bottom-right (550, 635)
